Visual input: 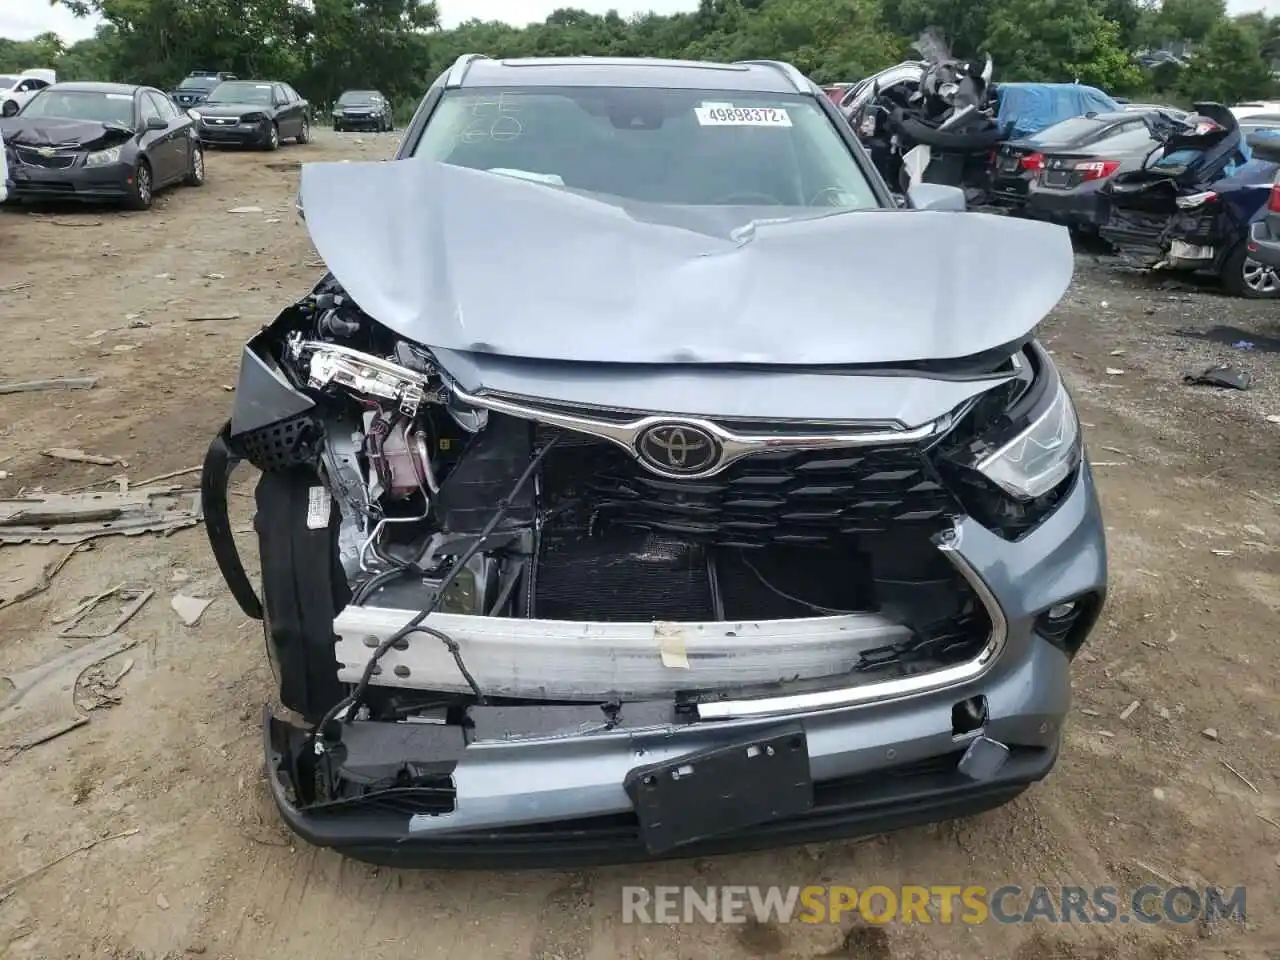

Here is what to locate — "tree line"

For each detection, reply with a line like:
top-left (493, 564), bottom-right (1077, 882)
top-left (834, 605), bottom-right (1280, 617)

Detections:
top-left (0, 0), bottom-right (1276, 110)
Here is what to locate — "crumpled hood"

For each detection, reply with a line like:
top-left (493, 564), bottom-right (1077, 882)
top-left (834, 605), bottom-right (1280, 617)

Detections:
top-left (0, 117), bottom-right (133, 151)
top-left (299, 159), bottom-right (1073, 366)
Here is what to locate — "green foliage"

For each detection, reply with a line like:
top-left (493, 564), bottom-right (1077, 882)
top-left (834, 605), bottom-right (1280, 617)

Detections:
top-left (1178, 17), bottom-right (1274, 105)
top-left (0, 0), bottom-right (1268, 106)
top-left (982, 0), bottom-right (1144, 91)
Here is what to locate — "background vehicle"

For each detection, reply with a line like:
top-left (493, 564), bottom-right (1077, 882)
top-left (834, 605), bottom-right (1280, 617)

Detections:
top-left (1122, 103), bottom-right (1188, 119)
top-left (170, 70), bottom-right (238, 109)
top-left (194, 79), bottom-right (310, 149)
top-left (1101, 104), bottom-right (1280, 298)
top-left (1245, 168), bottom-right (1280, 272)
top-left (990, 83), bottom-right (1120, 142)
top-left (332, 89), bottom-right (393, 131)
top-left (843, 42), bottom-right (1000, 200)
top-left (993, 110), bottom-right (1169, 221)
top-left (1231, 101), bottom-right (1280, 121)
top-left (2, 82), bottom-right (205, 210)
top-left (0, 69), bottom-right (56, 117)
top-left (0, 126), bottom-right (8, 204)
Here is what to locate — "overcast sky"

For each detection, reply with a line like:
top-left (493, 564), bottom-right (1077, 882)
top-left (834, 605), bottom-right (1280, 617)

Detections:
top-left (1, 0), bottom-right (1277, 44)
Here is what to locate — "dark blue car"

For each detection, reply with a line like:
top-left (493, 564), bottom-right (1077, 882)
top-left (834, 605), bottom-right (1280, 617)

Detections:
top-left (1100, 103), bottom-right (1280, 298)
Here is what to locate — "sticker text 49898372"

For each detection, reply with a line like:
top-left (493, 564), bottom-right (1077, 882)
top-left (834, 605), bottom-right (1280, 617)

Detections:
top-left (694, 106), bottom-right (793, 127)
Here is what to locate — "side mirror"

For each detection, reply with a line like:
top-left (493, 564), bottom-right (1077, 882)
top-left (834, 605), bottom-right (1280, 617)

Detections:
top-left (145, 116), bottom-right (168, 131)
top-left (907, 183), bottom-right (966, 211)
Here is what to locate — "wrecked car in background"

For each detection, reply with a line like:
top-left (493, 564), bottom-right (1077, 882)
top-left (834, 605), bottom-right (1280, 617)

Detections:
top-left (1101, 103), bottom-right (1280, 298)
top-left (997, 109), bottom-right (1183, 234)
top-left (203, 54), bottom-right (1105, 867)
top-left (840, 33), bottom-right (1002, 200)
top-left (2, 82), bottom-right (206, 210)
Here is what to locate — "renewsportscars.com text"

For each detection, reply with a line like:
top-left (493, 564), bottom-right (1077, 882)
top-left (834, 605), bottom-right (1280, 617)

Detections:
top-left (621, 885), bottom-right (1247, 925)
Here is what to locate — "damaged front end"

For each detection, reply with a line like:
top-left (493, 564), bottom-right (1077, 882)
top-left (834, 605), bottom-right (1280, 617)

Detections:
top-left (203, 159), bottom-right (1105, 866)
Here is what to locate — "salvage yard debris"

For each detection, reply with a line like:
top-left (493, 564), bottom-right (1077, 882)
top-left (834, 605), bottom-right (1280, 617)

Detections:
top-left (41, 448), bottom-right (127, 467)
top-left (187, 311), bottom-right (241, 322)
top-left (171, 593), bottom-right (213, 626)
top-left (0, 633), bottom-right (142, 753)
top-left (1184, 365), bottom-right (1252, 391)
top-left (54, 584), bottom-right (153, 638)
top-left (0, 377), bottom-right (98, 396)
top-left (0, 542), bottom-right (93, 613)
top-left (0, 488), bottom-right (203, 545)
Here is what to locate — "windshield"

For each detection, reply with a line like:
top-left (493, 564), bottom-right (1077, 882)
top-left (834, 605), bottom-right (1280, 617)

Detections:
top-left (339, 91), bottom-right (377, 105)
top-left (0, 75), bottom-right (20, 90)
top-left (207, 81), bottom-right (273, 105)
top-left (177, 76), bottom-right (219, 92)
top-left (412, 87), bottom-right (879, 209)
top-left (20, 89), bottom-right (135, 125)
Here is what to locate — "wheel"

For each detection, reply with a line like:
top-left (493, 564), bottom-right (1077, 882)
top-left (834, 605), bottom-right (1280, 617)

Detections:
top-left (295, 117), bottom-right (309, 145)
top-left (1221, 240), bottom-right (1280, 298)
top-left (125, 159), bottom-right (153, 210)
top-left (263, 122), bottom-right (280, 151)
top-left (1, 99), bottom-right (17, 117)
top-left (184, 143), bottom-right (205, 187)
top-left (333, 121), bottom-right (343, 132)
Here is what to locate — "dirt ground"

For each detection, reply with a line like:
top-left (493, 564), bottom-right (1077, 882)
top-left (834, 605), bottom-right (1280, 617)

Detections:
top-left (1, 132), bottom-right (1278, 960)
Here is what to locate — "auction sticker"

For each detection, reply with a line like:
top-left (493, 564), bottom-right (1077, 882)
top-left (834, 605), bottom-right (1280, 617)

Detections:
top-left (695, 104), bottom-right (792, 127)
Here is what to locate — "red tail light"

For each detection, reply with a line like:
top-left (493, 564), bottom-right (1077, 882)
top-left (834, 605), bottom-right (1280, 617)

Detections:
top-left (1269, 175), bottom-right (1280, 213)
top-left (1018, 152), bottom-right (1045, 172)
top-left (1073, 159), bottom-right (1122, 182)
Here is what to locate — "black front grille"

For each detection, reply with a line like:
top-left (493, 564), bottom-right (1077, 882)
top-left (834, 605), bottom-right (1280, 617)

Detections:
top-left (15, 147), bottom-right (76, 169)
top-left (537, 430), bottom-right (960, 548)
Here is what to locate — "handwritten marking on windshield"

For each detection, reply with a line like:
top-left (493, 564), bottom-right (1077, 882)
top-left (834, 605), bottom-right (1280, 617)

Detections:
top-left (460, 92), bottom-right (524, 143)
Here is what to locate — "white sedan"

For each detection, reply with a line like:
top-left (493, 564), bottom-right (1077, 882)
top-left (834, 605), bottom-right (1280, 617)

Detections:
top-left (0, 71), bottom-right (55, 117)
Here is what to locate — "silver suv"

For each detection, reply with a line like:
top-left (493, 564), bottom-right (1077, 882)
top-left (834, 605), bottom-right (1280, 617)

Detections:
top-left (203, 54), bottom-right (1105, 867)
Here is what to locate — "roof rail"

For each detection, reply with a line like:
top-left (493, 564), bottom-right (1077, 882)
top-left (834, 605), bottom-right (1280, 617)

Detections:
top-left (734, 59), bottom-right (810, 94)
top-left (446, 53), bottom-right (489, 88)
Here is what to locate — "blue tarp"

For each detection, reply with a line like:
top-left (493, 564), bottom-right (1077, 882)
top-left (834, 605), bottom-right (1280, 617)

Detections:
top-left (995, 82), bottom-right (1121, 141)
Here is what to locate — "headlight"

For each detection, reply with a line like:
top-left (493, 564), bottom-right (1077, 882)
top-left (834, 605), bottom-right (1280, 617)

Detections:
top-left (241, 112), bottom-right (268, 124)
top-left (85, 146), bottom-right (124, 167)
top-left (187, 108), bottom-right (201, 120)
top-left (975, 375), bottom-right (1080, 500)
top-left (934, 346), bottom-right (1082, 538)
top-left (332, 108), bottom-right (341, 116)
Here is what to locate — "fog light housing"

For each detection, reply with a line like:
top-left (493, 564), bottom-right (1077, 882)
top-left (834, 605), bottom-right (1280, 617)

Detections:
top-left (1035, 593), bottom-right (1102, 659)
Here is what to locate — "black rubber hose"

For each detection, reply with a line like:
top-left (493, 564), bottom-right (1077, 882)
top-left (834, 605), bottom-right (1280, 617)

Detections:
top-left (893, 109), bottom-right (1007, 151)
top-left (201, 422), bottom-right (263, 620)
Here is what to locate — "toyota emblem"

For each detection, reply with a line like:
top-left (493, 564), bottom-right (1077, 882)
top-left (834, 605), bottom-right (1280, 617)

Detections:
top-left (636, 423), bottom-right (719, 475)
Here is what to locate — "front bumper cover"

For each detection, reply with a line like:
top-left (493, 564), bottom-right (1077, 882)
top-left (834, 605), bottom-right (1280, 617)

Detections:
top-left (261, 465), bottom-right (1105, 867)
top-left (5, 161), bottom-right (132, 201)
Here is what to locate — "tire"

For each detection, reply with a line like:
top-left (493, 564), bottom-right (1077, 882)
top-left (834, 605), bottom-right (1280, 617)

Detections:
top-left (184, 143), bottom-right (205, 187)
top-left (333, 121), bottom-right (343, 132)
top-left (1221, 240), bottom-right (1280, 299)
top-left (1, 99), bottom-right (17, 118)
top-left (295, 117), bottom-right (310, 145)
top-left (125, 159), bottom-right (153, 210)
top-left (263, 122), bottom-right (280, 151)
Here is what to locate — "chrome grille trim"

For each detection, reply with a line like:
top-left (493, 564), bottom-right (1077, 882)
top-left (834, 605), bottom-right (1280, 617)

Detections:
top-left (452, 385), bottom-right (947, 481)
